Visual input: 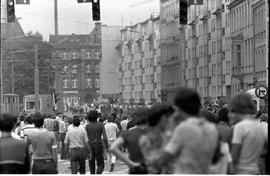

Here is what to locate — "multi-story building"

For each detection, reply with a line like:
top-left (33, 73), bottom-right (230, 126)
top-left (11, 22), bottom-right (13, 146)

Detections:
top-left (100, 25), bottom-right (122, 102)
top-left (50, 23), bottom-right (101, 111)
top-left (182, 0), bottom-right (268, 106)
top-left (118, 15), bottom-right (161, 105)
top-left (160, 0), bottom-right (181, 103)
top-left (251, 0), bottom-right (268, 86)
top-left (184, 0), bottom-right (228, 105)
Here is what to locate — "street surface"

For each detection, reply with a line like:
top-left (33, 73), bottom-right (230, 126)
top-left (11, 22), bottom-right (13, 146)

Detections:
top-left (58, 155), bottom-right (129, 174)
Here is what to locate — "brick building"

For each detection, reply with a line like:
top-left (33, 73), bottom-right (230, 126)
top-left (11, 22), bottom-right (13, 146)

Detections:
top-left (50, 23), bottom-right (101, 111)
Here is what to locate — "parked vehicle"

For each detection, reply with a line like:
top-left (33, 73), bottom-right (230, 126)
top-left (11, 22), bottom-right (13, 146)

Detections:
top-left (1, 94), bottom-right (20, 115)
top-left (23, 94), bottom-right (53, 114)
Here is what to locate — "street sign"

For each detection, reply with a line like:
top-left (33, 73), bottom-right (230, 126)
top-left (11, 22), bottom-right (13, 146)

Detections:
top-left (255, 85), bottom-right (268, 99)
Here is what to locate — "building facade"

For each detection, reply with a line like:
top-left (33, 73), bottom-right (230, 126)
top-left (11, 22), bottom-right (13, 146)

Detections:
top-left (180, 0), bottom-right (268, 106)
top-left (118, 16), bottom-right (161, 105)
top-left (100, 25), bottom-right (122, 102)
top-left (50, 23), bottom-right (101, 111)
top-left (251, 0), bottom-right (268, 86)
top-left (160, 0), bottom-right (181, 103)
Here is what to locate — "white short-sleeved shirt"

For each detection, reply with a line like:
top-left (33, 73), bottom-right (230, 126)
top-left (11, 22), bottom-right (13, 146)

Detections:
top-left (164, 117), bottom-right (218, 174)
top-left (232, 118), bottom-right (266, 174)
top-left (104, 122), bottom-right (119, 141)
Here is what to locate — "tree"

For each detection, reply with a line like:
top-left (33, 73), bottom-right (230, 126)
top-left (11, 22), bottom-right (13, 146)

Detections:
top-left (2, 31), bottom-right (55, 101)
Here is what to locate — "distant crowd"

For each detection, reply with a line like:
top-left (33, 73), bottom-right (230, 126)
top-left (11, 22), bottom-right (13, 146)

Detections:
top-left (0, 87), bottom-right (268, 174)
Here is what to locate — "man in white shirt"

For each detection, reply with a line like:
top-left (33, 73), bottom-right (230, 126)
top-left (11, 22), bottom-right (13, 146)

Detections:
top-left (104, 114), bottom-right (119, 172)
top-left (229, 93), bottom-right (267, 174)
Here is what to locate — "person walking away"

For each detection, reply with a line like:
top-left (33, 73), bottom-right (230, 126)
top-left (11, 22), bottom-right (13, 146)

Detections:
top-left (216, 107), bottom-right (233, 148)
top-left (27, 112), bottom-right (58, 174)
top-left (64, 115), bottom-right (92, 174)
top-left (258, 113), bottom-right (268, 174)
top-left (139, 104), bottom-right (174, 174)
top-left (20, 115), bottom-right (37, 140)
top-left (0, 113), bottom-right (30, 174)
top-left (151, 88), bottom-right (219, 174)
top-left (200, 110), bottom-right (233, 174)
top-left (104, 114), bottom-right (119, 172)
top-left (59, 115), bottom-right (68, 159)
top-left (229, 93), bottom-right (267, 174)
top-left (110, 107), bottom-right (150, 174)
top-left (85, 110), bottom-right (108, 174)
top-left (120, 114), bottom-right (129, 131)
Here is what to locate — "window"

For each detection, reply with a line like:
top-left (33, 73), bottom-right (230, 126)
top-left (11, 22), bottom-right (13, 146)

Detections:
top-left (71, 65), bottom-right (78, 73)
top-left (72, 79), bottom-right (78, 88)
top-left (72, 52), bottom-right (77, 59)
top-left (86, 78), bottom-right (92, 88)
top-left (95, 64), bottom-right (100, 73)
top-left (236, 44), bottom-right (241, 66)
top-left (63, 52), bottom-right (67, 59)
top-left (86, 52), bottom-right (91, 59)
top-left (95, 79), bottom-right (100, 88)
top-left (86, 64), bottom-right (91, 73)
top-left (95, 51), bottom-right (100, 59)
top-left (63, 78), bottom-right (68, 88)
top-left (63, 65), bottom-right (68, 73)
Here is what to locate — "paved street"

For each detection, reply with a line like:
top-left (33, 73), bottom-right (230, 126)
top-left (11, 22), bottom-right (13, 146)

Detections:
top-left (58, 155), bottom-right (129, 174)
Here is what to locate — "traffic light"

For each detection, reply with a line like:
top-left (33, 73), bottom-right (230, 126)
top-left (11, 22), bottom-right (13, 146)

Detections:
top-left (77, 0), bottom-right (92, 3)
top-left (7, 0), bottom-right (15, 23)
top-left (92, 0), bottom-right (100, 21)
top-left (179, 0), bottom-right (188, 25)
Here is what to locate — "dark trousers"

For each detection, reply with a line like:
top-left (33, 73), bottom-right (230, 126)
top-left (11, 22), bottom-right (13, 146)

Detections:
top-left (89, 142), bottom-right (104, 174)
top-left (32, 159), bottom-right (57, 174)
top-left (60, 133), bottom-right (67, 159)
top-left (69, 148), bottom-right (86, 174)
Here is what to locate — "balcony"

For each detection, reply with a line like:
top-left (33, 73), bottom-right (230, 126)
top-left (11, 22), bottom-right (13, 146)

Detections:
top-left (232, 66), bottom-right (245, 80)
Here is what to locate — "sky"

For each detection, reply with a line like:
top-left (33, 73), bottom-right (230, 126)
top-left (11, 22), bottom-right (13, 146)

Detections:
top-left (15, 0), bottom-right (160, 41)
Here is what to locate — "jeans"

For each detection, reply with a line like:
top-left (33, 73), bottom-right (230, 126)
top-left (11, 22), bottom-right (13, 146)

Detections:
top-left (32, 159), bottom-right (57, 174)
top-left (89, 142), bottom-right (104, 174)
top-left (69, 148), bottom-right (86, 174)
top-left (60, 133), bottom-right (67, 159)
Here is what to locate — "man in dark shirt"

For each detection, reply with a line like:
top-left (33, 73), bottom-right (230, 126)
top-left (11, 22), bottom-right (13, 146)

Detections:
top-left (85, 110), bottom-right (108, 174)
top-left (110, 107), bottom-right (149, 174)
top-left (0, 113), bottom-right (30, 174)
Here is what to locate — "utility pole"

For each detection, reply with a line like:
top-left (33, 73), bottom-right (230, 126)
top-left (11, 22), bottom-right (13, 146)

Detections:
top-left (34, 44), bottom-right (39, 113)
top-left (11, 61), bottom-right (14, 93)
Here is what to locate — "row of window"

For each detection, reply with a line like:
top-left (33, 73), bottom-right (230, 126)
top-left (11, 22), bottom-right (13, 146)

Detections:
top-left (63, 78), bottom-right (100, 89)
top-left (60, 51), bottom-right (101, 60)
top-left (62, 64), bottom-right (100, 73)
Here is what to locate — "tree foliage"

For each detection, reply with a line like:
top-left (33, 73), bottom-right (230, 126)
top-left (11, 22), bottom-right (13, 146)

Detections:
top-left (3, 31), bottom-right (55, 101)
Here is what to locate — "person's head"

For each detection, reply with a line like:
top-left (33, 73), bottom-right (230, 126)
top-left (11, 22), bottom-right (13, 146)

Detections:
top-left (147, 104), bottom-right (174, 128)
top-left (72, 115), bottom-right (81, 127)
top-left (111, 112), bottom-right (117, 121)
top-left (24, 115), bottom-right (33, 125)
top-left (229, 92), bottom-right (256, 125)
top-left (107, 114), bottom-right (115, 123)
top-left (260, 113), bottom-right (268, 122)
top-left (86, 110), bottom-right (98, 122)
top-left (174, 88), bottom-right (201, 116)
top-left (0, 113), bottom-right (18, 132)
top-left (218, 107), bottom-right (229, 124)
top-left (122, 114), bottom-right (128, 120)
top-left (32, 112), bottom-right (44, 128)
top-left (200, 110), bottom-right (218, 124)
top-left (19, 115), bottom-right (25, 122)
top-left (131, 107), bottom-right (149, 126)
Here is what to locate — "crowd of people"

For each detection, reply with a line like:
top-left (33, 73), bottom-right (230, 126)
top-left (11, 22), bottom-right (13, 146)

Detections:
top-left (0, 87), bottom-right (268, 174)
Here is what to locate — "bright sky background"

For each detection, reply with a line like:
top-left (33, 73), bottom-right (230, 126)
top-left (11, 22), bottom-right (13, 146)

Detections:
top-left (15, 0), bottom-right (160, 41)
